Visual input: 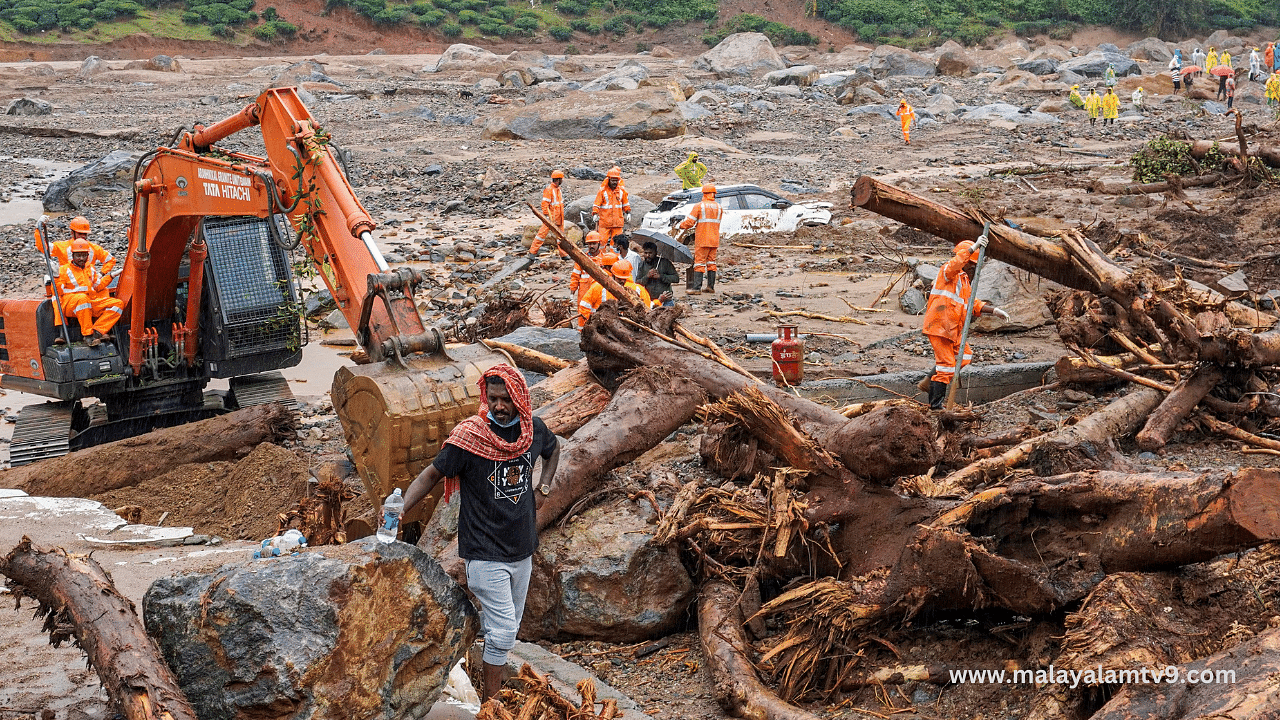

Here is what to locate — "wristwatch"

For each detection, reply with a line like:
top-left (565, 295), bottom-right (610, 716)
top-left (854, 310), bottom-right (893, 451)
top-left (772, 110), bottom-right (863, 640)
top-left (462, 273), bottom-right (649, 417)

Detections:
top-left (539, 484), bottom-right (551, 496)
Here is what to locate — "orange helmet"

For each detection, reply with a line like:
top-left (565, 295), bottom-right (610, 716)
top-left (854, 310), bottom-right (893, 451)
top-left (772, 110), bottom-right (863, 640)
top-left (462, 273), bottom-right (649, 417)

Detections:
top-left (584, 230), bottom-right (603, 245)
top-left (69, 216), bottom-right (90, 234)
top-left (701, 184), bottom-right (716, 197)
top-left (611, 259), bottom-right (633, 278)
top-left (956, 240), bottom-right (975, 259)
top-left (551, 170), bottom-right (565, 179)
top-left (606, 166), bottom-right (622, 179)
top-left (70, 238), bottom-right (92, 254)
top-left (597, 250), bottom-right (619, 267)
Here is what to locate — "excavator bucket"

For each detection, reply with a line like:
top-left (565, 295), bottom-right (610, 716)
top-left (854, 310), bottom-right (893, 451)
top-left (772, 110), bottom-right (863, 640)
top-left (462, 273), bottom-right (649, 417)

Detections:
top-left (331, 342), bottom-right (514, 523)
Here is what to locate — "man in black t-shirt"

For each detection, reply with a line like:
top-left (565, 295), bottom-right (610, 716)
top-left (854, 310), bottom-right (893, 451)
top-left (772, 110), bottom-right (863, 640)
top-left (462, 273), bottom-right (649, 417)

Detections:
top-left (402, 364), bottom-right (559, 700)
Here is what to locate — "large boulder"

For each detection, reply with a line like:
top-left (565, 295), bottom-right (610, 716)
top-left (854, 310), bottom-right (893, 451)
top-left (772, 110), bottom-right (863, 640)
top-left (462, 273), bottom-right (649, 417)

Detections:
top-left (935, 41), bottom-right (975, 76)
top-left (763, 64), bottom-right (819, 86)
top-left (693, 32), bottom-right (785, 78)
top-left (5, 97), bottom-right (52, 116)
top-left (924, 93), bottom-right (962, 116)
top-left (123, 54), bottom-right (183, 72)
top-left (144, 539), bottom-right (476, 720)
top-left (481, 89), bottom-right (685, 141)
top-left (507, 49), bottom-right (553, 69)
top-left (580, 60), bottom-right (650, 92)
top-left (521, 501), bottom-right (695, 642)
top-left (962, 103), bottom-right (1060, 125)
top-left (78, 56), bottom-right (108, 77)
top-left (991, 69), bottom-right (1059, 93)
top-left (1126, 37), bottom-right (1173, 62)
top-left (431, 43), bottom-right (510, 73)
top-left (43, 149), bottom-right (145, 211)
top-left (1016, 57), bottom-right (1059, 76)
top-left (1205, 29), bottom-right (1230, 48)
top-left (1059, 50), bottom-right (1141, 78)
top-left (271, 59), bottom-right (337, 87)
top-left (973, 259), bottom-right (1061, 332)
top-left (870, 45), bottom-right (937, 78)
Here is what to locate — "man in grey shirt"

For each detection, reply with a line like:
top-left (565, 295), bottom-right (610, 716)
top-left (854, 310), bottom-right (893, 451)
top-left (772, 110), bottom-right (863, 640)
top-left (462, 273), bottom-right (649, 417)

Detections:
top-left (635, 241), bottom-right (679, 306)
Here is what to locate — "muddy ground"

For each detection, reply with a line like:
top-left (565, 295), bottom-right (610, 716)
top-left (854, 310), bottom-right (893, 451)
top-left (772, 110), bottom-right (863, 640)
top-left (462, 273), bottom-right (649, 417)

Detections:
top-left (2, 43), bottom-right (1280, 720)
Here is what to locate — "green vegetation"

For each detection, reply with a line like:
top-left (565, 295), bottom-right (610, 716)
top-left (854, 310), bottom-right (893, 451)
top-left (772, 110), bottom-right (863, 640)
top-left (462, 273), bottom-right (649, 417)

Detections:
top-left (702, 12), bottom-right (817, 46)
top-left (0, 0), bottom-right (143, 33)
top-left (1130, 136), bottom-right (1226, 183)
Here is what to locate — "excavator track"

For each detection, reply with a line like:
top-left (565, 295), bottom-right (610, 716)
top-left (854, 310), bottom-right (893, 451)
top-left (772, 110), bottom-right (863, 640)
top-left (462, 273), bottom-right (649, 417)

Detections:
top-left (9, 402), bottom-right (74, 467)
top-left (230, 371), bottom-right (298, 413)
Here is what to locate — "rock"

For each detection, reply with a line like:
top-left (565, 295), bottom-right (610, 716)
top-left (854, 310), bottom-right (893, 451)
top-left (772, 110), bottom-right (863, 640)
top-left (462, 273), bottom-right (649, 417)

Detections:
top-left (935, 41), bottom-right (975, 77)
top-left (5, 97), bottom-right (52, 116)
top-left (529, 66), bottom-right (563, 84)
top-left (570, 167), bottom-right (606, 181)
top-left (24, 63), bottom-right (57, 76)
top-left (1059, 50), bottom-right (1141, 78)
top-left (912, 262), bottom-right (939, 285)
top-left (494, 326), bottom-right (585, 362)
top-left (925, 94), bottom-right (961, 116)
top-left (580, 61), bottom-right (650, 92)
top-left (481, 89), bottom-right (685, 141)
top-left (845, 103), bottom-right (896, 120)
top-left (678, 101), bottom-right (714, 120)
top-left (1126, 37), bottom-right (1172, 62)
top-left (432, 43), bottom-right (510, 73)
top-left (1029, 45), bottom-right (1073, 62)
top-left (991, 70), bottom-right (1057, 93)
top-left (1016, 58), bottom-right (1059, 75)
top-left (564, 195), bottom-right (655, 230)
top-left (693, 32), bottom-right (785, 78)
top-left (1205, 30), bottom-right (1230, 48)
top-left (995, 37), bottom-right (1031, 58)
top-left (42, 149), bottom-right (144, 212)
top-left (144, 539), bottom-right (476, 720)
top-left (830, 126), bottom-right (858, 138)
top-left (270, 59), bottom-right (338, 87)
top-left (963, 103), bottom-right (1060, 125)
top-left (1035, 98), bottom-right (1070, 113)
top-left (973, 259), bottom-right (1060, 332)
top-left (749, 99), bottom-right (777, 112)
top-left (321, 308), bottom-right (350, 329)
top-left (499, 68), bottom-right (531, 88)
top-left (763, 64), bottom-right (819, 86)
top-left (854, 85), bottom-right (885, 103)
top-left (521, 501), bottom-right (694, 642)
top-left (1116, 194), bottom-right (1154, 208)
top-left (650, 45), bottom-right (676, 58)
top-left (688, 90), bottom-right (725, 107)
top-left (899, 287), bottom-right (927, 315)
top-left (764, 85), bottom-right (802, 99)
top-left (303, 289), bottom-right (336, 317)
top-left (78, 56), bottom-right (108, 77)
top-left (146, 55), bottom-right (183, 72)
top-left (475, 77), bottom-right (500, 91)
top-left (507, 49), bottom-right (553, 69)
top-left (870, 45), bottom-right (937, 79)
top-left (1216, 269), bottom-right (1250, 294)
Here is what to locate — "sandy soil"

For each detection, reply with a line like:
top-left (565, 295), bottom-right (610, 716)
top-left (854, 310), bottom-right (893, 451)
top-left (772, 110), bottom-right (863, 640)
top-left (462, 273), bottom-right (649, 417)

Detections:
top-left (2, 36), bottom-right (1280, 720)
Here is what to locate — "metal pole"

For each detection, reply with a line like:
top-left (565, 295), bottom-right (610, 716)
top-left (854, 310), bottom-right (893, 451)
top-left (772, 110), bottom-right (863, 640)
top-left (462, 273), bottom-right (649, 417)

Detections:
top-left (37, 217), bottom-right (73, 347)
top-left (944, 221), bottom-right (990, 410)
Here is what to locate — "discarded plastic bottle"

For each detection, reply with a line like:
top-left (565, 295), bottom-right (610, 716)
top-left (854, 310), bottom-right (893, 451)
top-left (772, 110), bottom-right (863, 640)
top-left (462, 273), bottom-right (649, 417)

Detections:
top-left (378, 488), bottom-right (404, 544)
top-left (253, 529), bottom-right (307, 559)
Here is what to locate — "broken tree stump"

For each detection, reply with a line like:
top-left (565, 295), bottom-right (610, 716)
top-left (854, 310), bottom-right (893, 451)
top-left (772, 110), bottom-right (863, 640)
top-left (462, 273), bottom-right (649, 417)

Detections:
top-left (0, 537), bottom-right (200, 720)
top-left (1136, 365), bottom-right (1226, 452)
top-left (534, 380), bottom-right (612, 437)
top-left (0, 402), bottom-right (297, 497)
top-left (699, 580), bottom-right (823, 720)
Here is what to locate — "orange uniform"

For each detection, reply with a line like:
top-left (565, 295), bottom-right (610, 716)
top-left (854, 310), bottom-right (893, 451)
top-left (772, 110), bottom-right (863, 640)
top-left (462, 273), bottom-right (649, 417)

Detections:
top-left (922, 242), bottom-right (985, 384)
top-left (529, 179), bottom-right (566, 257)
top-left (57, 261), bottom-right (124, 336)
top-left (679, 198), bottom-right (721, 275)
top-left (577, 279), bottom-right (652, 328)
top-left (592, 179), bottom-right (630, 243)
top-left (38, 235), bottom-right (116, 275)
top-left (896, 101), bottom-right (916, 144)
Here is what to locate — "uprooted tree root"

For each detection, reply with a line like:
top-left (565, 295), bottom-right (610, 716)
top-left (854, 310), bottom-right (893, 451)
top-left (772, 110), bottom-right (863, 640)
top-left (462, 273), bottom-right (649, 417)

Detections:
top-left (476, 664), bottom-right (620, 720)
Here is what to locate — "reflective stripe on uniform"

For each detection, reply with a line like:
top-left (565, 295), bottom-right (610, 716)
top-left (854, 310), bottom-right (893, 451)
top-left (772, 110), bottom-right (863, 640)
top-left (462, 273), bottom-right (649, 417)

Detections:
top-left (74, 303), bottom-right (92, 312)
top-left (105, 306), bottom-right (122, 314)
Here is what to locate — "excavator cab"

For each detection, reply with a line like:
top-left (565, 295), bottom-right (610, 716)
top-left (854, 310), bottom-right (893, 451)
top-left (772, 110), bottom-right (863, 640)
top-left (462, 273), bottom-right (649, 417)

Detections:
top-left (2, 88), bottom-right (511, 529)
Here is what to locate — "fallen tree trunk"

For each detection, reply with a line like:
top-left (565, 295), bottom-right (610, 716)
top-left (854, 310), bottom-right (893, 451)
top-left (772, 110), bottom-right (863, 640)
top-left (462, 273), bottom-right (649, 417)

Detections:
top-left (482, 339), bottom-right (573, 375)
top-left (699, 580), bottom-right (823, 720)
top-left (0, 537), bottom-right (199, 720)
top-left (1135, 365), bottom-right (1226, 452)
top-left (0, 402), bottom-right (297, 497)
top-left (533, 380), bottom-right (612, 437)
top-left (1089, 172), bottom-right (1225, 195)
top-left (537, 365), bottom-right (707, 531)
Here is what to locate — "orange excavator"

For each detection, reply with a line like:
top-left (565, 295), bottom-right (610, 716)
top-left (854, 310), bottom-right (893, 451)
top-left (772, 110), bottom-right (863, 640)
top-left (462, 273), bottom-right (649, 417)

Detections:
top-left (0, 87), bottom-right (511, 523)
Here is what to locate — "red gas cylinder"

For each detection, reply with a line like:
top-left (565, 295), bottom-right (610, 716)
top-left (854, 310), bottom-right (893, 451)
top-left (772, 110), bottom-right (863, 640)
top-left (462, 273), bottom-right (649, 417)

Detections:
top-left (771, 324), bottom-right (804, 386)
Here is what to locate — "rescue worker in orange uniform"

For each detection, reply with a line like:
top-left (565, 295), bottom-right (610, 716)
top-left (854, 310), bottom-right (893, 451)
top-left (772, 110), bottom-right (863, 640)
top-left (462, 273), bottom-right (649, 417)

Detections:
top-left (37, 216), bottom-right (117, 299)
top-left (569, 231), bottom-right (605, 302)
top-left (678, 184), bottom-right (721, 295)
top-left (529, 170), bottom-right (568, 259)
top-left (921, 237), bottom-right (1009, 409)
top-left (57, 238), bottom-right (125, 347)
top-left (897, 99), bottom-right (916, 145)
top-left (577, 258), bottom-right (652, 328)
top-left (592, 167), bottom-right (631, 244)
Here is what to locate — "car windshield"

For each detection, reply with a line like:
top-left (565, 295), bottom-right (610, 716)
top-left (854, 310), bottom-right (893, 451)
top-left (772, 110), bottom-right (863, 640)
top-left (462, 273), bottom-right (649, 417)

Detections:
top-left (656, 199), bottom-right (682, 212)
top-left (739, 193), bottom-right (777, 210)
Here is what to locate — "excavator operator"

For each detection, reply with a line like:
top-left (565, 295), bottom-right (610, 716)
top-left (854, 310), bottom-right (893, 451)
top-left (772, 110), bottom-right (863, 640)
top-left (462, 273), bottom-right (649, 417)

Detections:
top-left (57, 238), bottom-right (124, 347)
top-left (37, 216), bottom-right (117, 297)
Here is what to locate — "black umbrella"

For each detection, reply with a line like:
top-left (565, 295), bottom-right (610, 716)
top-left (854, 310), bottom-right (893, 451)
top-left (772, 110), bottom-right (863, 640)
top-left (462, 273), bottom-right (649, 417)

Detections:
top-left (630, 227), bottom-right (695, 264)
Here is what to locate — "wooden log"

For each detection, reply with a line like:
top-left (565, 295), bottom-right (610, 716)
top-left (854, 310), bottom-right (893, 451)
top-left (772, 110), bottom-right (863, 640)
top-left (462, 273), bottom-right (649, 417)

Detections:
top-left (1135, 365), bottom-right (1226, 452)
top-left (528, 361), bottom-right (595, 409)
top-left (536, 365), bottom-right (707, 531)
top-left (533, 380), bottom-right (611, 437)
top-left (1091, 626), bottom-right (1280, 719)
top-left (0, 402), bottom-right (297, 497)
top-left (482, 339), bottom-right (573, 375)
top-left (699, 580), bottom-right (823, 720)
top-left (0, 537), bottom-right (199, 720)
top-left (1089, 172), bottom-right (1224, 195)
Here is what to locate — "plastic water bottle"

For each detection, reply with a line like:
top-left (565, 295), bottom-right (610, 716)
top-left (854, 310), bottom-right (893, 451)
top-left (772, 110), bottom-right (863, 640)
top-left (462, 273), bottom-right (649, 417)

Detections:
top-left (253, 529), bottom-right (307, 559)
top-left (378, 488), bottom-right (404, 544)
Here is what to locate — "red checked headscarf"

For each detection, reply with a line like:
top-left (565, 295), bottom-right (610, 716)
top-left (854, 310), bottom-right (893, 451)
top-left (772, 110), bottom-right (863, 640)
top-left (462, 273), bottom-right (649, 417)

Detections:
top-left (439, 363), bottom-right (533, 501)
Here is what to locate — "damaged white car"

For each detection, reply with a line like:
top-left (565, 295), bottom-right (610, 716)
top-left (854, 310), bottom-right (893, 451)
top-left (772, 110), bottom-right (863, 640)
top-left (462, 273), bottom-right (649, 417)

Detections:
top-left (640, 184), bottom-right (832, 237)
